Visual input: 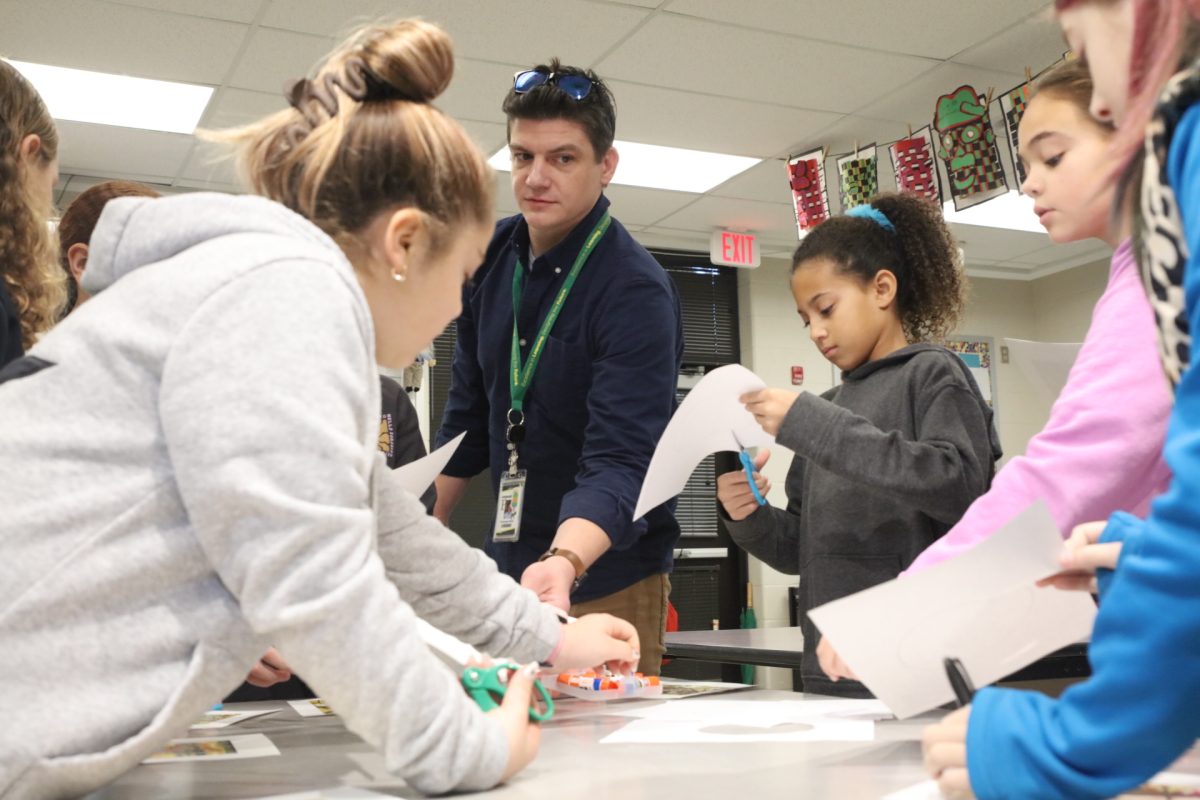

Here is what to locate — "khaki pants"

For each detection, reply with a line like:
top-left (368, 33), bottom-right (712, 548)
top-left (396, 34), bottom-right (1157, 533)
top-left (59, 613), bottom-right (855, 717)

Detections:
top-left (570, 573), bottom-right (671, 676)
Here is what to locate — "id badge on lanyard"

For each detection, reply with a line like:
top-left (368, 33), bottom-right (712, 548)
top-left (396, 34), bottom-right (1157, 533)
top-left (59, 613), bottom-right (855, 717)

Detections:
top-left (493, 468), bottom-right (527, 543)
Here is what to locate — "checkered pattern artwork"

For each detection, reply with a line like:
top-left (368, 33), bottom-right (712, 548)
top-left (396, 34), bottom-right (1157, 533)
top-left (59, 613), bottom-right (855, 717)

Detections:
top-left (934, 84), bottom-right (1010, 211)
top-left (888, 128), bottom-right (942, 204)
top-left (1000, 82), bottom-right (1032, 187)
top-left (787, 148), bottom-right (830, 237)
top-left (836, 144), bottom-right (878, 211)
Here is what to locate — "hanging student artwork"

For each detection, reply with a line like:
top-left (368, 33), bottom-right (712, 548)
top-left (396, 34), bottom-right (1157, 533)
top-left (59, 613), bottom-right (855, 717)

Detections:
top-left (888, 127), bottom-right (942, 204)
top-left (999, 80), bottom-right (1033, 187)
top-left (933, 84), bottom-right (1009, 211)
top-left (786, 148), bottom-right (831, 237)
top-left (836, 144), bottom-right (878, 211)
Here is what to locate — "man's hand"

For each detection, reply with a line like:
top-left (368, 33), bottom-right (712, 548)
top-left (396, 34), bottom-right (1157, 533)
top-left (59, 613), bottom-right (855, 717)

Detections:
top-left (521, 555), bottom-right (576, 612)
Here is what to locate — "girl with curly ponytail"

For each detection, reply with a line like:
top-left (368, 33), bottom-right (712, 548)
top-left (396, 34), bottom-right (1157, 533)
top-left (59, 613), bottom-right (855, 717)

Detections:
top-left (717, 191), bottom-right (1001, 698)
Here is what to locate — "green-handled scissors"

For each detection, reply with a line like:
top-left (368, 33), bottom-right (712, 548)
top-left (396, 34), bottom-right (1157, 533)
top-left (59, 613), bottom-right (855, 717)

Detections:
top-left (417, 619), bottom-right (555, 722)
top-left (461, 662), bottom-right (555, 722)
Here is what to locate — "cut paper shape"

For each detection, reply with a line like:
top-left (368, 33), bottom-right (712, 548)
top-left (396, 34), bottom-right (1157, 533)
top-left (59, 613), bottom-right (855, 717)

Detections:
top-left (659, 679), bottom-right (752, 699)
top-left (634, 364), bottom-right (773, 520)
top-left (599, 697), bottom-right (878, 744)
top-left (934, 84), bottom-right (1009, 211)
top-left (143, 733), bottom-right (280, 763)
top-left (390, 431), bottom-right (464, 497)
top-left (787, 148), bottom-right (831, 236)
top-left (999, 81), bottom-right (1033, 187)
top-left (288, 698), bottom-right (335, 717)
top-left (253, 791), bottom-right (400, 800)
top-left (1003, 338), bottom-right (1082, 406)
top-left (837, 144), bottom-right (878, 211)
top-left (889, 127), bottom-right (942, 204)
top-left (809, 501), bottom-right (1096, 719)
top-left (190, 708), bottom-right (278, 730)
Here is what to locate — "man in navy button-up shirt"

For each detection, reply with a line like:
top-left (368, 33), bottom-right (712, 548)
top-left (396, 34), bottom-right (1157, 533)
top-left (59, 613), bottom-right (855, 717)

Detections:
top-left (434, 59), bottom-right (683, 674)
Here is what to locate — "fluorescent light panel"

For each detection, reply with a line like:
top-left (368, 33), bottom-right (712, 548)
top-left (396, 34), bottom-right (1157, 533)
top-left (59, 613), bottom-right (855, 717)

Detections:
top-left (5, 59), bottom-right (213, 135)
top-left (489, 140), bottom-right (760, 193)
top-left (942, 190), bottom-right (1046, 234)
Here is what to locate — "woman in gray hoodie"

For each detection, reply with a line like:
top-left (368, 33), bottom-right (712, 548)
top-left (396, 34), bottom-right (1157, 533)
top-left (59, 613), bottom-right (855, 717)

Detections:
top-left (0, 19), bottom-right (639, 799)
top-left (718, 192), bottom-right (1002, 698)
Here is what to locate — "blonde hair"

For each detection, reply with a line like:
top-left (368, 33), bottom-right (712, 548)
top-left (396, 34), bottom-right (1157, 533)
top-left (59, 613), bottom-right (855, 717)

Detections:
top-left (206, 19), bottom-right (493, 250)
top-left (0, 60), bottom-right (66, 348)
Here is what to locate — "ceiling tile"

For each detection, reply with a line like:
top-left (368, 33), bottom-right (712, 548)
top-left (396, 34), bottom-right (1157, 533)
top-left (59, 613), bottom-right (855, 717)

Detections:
top-left (0, 0), bottom-right (248, 84)
top-left (259, 0), bottom-right (650, 66)
top-left (607, 81), bottom-right (841, 157)
top-left (1005, 238), bottom-right (1111, 266)
top-left (852, 62), bottom-right (1025, 126)
top-left (176, 139), bottom-right (239, 185)
top-left (602, 185), bottom-right (699, 227)
top-left (460, 120), bottom-right (509, 156)
top-left (102, 0), bottom-right (262, 23)
top-left (654, 195), bottom-right (798, 246)
top-left (662, 0), bottom-right (1051, 60)
top-left (951, 222), bottom-right (1048, 263)
top-left (439, 58), bottom-right (523, 126)
top-left (635, 226), bottom-right (711, 252)
top-left (952, 12), bottom-right (1067, 74)
top-left (709, 159), bottom-right (791, 204)
top-left (200, 88), bottom-right (285, 129)
top-left (227, 27), bottom-right (335, 93)
top-left (596, 14), bottom-right (936, 113)
top-left (55, 120), bottom-right (195, 180)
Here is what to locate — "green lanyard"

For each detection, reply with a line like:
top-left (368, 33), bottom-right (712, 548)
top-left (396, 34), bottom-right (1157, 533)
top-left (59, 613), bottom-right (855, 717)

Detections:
top-left (509, 212), bottom-right (611, 416)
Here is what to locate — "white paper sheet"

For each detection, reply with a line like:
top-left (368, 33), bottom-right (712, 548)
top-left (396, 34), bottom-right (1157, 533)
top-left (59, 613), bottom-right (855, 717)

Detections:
top-left (254, 790), bottom-right (397, 800)
top-left (389, 431), bottom-right (465, 497)
top-left (599, 698), bottom-right (879, 744)
top-left (809, 501), bottom-right (1096, 719)
top-left (634, 364), bottom-right (774, 519)
top-left (189, 708), bottom-right (278, 729)
top-left (288, 698), bottom-right (336, 717)
top-left (143, 733), bottom-right (280, 763)
top-left (884, 770), bottom-right (1200, 800)
top-left (1004, 338), bottom-right (1082, 405)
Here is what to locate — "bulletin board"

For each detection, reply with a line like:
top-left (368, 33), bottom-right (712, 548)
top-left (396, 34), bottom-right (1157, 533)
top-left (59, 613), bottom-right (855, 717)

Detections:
top-left (944, 336), bottom-right (997, 422)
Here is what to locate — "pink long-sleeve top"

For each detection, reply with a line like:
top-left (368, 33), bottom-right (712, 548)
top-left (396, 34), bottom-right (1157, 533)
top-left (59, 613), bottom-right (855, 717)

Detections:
top-left (906, 240), bottom-right (1172, 574)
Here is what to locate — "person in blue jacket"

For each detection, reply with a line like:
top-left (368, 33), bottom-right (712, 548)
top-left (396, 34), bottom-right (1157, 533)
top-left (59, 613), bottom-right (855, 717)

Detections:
top-left (922, 2), bottom-right (1200, 798)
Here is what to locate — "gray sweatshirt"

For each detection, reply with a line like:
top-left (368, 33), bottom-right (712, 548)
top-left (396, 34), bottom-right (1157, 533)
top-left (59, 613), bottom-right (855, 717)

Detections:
top-left (724, 344), bottom-right (1001, 697)
top-left (0, 194), bottom-right (561, 798)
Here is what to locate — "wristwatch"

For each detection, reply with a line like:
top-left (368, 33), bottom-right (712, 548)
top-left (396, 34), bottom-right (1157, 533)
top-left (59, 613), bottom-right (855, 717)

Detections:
top-left (538, 547), bottom-right (588, 592)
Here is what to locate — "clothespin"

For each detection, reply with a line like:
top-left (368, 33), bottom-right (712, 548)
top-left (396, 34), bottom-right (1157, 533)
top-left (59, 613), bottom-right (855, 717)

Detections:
top-left (854, 140), bottom-right (859, 160)
top-left (985, 86), bottom-right (995, 106)
top-left (907, 122), bottom-right (913, 139)
top-left (821, 144), bottom-right (829, 162)
top-left (1025, 65), bottom-right (1033, 85)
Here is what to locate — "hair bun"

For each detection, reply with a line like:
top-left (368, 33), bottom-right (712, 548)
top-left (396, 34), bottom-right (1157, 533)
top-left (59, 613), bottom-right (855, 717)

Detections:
top-left (358, 19), bottom-right (454, 104)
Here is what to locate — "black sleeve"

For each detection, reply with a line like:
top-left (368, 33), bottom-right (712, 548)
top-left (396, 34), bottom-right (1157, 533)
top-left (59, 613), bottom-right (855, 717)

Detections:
top-left (379, 375), bottom-right (437, 513)
top-left (0, 281), bottom-right (25, 369)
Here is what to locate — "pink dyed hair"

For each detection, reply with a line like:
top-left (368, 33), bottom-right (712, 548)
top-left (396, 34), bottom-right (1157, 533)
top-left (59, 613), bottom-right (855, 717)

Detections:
top-left (1055, 0), bottom-right (1200, 171)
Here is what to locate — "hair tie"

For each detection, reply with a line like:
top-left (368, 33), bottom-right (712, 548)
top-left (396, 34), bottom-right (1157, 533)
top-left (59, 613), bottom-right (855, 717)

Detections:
top-left (845, 204), bottom-right (895, 232)
top-left (282, 57), bottom-right (421, 146)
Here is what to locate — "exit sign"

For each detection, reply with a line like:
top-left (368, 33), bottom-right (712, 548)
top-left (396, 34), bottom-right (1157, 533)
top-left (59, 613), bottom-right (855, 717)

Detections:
top-left (709, 229), bottom-right (760, 268)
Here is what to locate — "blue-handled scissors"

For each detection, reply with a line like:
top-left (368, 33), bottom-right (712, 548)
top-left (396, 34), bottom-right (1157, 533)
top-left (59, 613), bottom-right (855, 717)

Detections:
top-left (733, 432), bottom-right (767, 506)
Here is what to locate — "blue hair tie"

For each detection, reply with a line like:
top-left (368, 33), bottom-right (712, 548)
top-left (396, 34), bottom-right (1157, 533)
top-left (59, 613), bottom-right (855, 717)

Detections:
top-left (845, 204), bottom-right (895, 232)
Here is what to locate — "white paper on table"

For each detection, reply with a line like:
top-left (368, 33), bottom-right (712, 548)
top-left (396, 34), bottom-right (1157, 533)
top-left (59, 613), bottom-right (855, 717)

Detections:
top-left (809, 501), bottom-right (1096, 719)
top-left (189, 708), bottom-right (278, 729)
top-left (1004, 338), bottom-right (1082, 406)
top-left (600, 698), bottom-right (878, 744)
top-left (288, 698), bottom-right (336, 717)
top-left (881, 780), bottom-right (945, 799)
top-left (634, 364), bottom-right (774, 520)
top-left (253, 790), bottom-right (398, 800)
top-left (389, 431), bottom-right (465, 497)
top-left (143, 733), bottom-right (280, 763)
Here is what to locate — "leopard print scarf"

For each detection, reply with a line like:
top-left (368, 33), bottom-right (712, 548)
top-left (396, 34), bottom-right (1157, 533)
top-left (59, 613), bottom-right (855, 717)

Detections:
top-left (1137, 65), bottom-right (1200, 391)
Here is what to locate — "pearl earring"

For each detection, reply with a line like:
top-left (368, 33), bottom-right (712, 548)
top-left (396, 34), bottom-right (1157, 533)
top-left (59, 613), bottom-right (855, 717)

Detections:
top-left (392, 271), bottom-right (407, 282)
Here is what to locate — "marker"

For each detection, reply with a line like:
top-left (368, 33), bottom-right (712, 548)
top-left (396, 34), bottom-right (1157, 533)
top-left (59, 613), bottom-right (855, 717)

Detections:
top-left (943, 656), bottom-right (976, 707)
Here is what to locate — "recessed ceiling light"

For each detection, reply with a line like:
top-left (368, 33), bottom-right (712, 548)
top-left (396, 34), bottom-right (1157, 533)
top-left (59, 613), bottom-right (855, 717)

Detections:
top-left (489, 140), bottom-right (760, 193)
top-left (942, 190), bottom-right (1047, 235)
top-left (5, 59), bottom-right (213, 135)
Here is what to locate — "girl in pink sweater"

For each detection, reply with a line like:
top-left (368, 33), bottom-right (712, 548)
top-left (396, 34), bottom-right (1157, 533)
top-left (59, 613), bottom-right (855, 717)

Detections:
top-left (818, 59), bottom-right (1173, 681)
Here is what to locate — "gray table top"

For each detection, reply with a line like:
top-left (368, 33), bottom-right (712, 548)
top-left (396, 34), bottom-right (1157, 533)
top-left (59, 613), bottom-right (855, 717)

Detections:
top-left (85, 690), bottom-right (940, 799)
top-left (665, 626), bottom-right (806, 668)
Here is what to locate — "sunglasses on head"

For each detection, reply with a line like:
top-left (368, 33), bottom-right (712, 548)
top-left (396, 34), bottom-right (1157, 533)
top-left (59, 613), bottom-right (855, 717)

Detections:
top-left (512, 69), bottom-right (594, 100)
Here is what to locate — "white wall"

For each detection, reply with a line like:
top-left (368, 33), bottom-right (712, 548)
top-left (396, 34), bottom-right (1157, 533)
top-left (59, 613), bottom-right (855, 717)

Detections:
top-left (734, 253), bottom-right (1111, 688)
